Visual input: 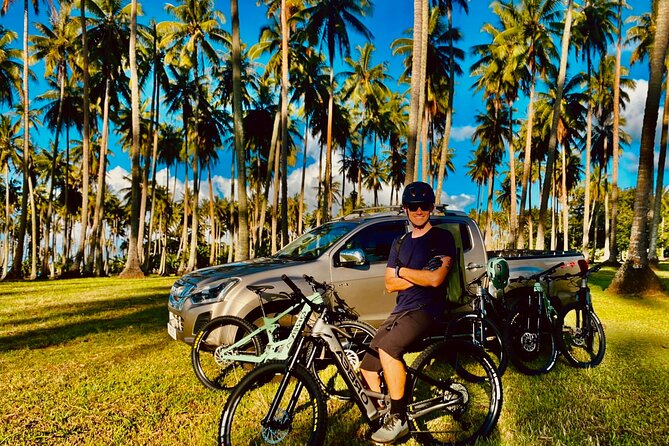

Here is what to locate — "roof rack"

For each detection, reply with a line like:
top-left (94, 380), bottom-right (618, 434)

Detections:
top-left (342, 203), bottom-right (453, 219)
top-left (344, 206), bottom-right (404, 218)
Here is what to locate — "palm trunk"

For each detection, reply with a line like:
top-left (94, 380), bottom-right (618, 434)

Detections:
top-left (11, 0), bottom-right (31, 278)
top-left (405, 0), bottom-right (426, 184)
top-left (72, 0), bottom-right (91, 275)
top-left (518, 72), bottom-right (537, 249)
top-left (298, 115), bottom-right (309, 234)
top-left (610, 0), bottom-right (669, 293)
top-left (537, 0), bottom-right (574, 250)
top-left (648, 78), bottom-right (669, 263)
top-left (120, 0), bottom-right (144, 278)
top-left (582, 53), bottom-right (594, 259)
top-left (144, 28), bottom-right (161, 272)
top-left (43, 61), bottom-right (67, 278)
top-left (280, 0), bottom-right (289, 245)
top-left (323, 68), bottom-right (334, 221)
top-left (436, 4), bottom-right (455, 205)
top-left (87, 78), bottom-right (111, 275)
top-left (561, 144), bottom-right (569, 250)
top-left (608, 0), bottom-right (623, 264)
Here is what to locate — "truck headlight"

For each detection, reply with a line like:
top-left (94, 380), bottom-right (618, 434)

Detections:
top-left (190, 278), bottom-right (240, 306)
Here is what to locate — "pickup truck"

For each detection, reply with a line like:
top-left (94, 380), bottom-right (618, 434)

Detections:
top-left (167, 207), bottom-right (584, 344)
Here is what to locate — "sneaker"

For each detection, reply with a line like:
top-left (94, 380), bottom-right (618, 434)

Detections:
top-left (370, 413), bottom-right (409, 443)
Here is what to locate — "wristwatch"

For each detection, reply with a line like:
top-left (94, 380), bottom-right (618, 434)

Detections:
top-left (395, 265), bottom-right (402, 278)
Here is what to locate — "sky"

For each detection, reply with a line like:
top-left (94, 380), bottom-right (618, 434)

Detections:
top-left (0, 0), bottom-right (660, 215)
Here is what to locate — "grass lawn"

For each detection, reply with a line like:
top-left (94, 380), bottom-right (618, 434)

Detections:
top-left (1, 268), bottom-right (668, 445)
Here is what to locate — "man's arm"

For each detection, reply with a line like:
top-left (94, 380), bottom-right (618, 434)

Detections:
top-left (395, 255), bottom-right (453, 288)
top-left (385, 267), bottom-right (415, 293)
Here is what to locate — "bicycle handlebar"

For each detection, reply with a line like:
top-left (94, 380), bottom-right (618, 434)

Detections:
top-left (510, 261), bottom-right (565, 283)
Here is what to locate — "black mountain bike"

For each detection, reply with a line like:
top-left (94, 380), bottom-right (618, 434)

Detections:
top-left (556, 261), bottom-right (606, 368)
top-left (219, 274), bottom-right (503, 446)
top-left (446, 264), bottom-right (509, 377)
top-left (507, 262), bottom-right (564, 375)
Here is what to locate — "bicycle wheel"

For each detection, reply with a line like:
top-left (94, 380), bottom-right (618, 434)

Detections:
top-left (447, 314), bottom-right (509, 377)
top-left (508, 310), bottom-right (558, 375)
top-left (192, 316), bottom-right (264, 391)
top-left (219, 361), bottom-right (327, 446)
top-left (408, 339), bottom-right (503, 445)
top-left (557, 302), bottom-right (606, 368)
top-left (310, 319), bottom-right (376, 400)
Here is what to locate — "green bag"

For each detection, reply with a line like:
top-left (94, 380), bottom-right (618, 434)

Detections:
top-left (436, 223), bottom-right (466, 306)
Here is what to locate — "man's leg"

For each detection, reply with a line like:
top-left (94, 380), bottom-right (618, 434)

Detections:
top-left (379, 348), bottom-right (405, 401)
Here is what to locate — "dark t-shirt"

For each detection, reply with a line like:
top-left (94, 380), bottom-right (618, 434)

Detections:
top-left (387, 226), bottom-right (456, 319)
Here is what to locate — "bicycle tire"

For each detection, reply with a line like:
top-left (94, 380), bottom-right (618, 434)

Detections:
top-left (508, 310), bottom-right (558, 375)
top-left (446, 313), bottom-right (509, 377)
top-left (556, 302), bottom-right (606, 368)
top-left (191, 316), bottom-right (264, 391)
top-left (310, 319), bottom-right (376, 400)
top-left (218, 361), bottom-right (327, 446)
top-left (408, 339), bottom-right (503, 445)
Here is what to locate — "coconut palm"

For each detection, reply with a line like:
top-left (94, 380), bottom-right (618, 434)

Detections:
top-left (571, 0), bottom-right (617, 256)
top-left (610, 0), bottom-right (669, 294)
top-left (472, 100), bottom-right (511, 247)
top-left (432, 0), bottom-right (467, 205)
top-left (300, 0), bottom-right (373, 221)
top-left (341, 42), bottom-right (391, 206)
top-left (31, 2), bottom-right (79, 276)
top-left (1, 0), bottom-right (47, 278)
top-left (160, 0), bottom-right (226, 270)
top-left (627, 8), bottom-right (669, 264)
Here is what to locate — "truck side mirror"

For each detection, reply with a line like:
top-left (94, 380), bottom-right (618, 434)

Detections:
top-left (338, 248), bottom-right (366, 267)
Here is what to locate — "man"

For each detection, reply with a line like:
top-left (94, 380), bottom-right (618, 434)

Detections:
top-left (360, 181), bottom-right (456, 443)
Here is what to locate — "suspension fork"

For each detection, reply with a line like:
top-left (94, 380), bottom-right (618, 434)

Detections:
top-left (262, 336), bottom-right (312, 429)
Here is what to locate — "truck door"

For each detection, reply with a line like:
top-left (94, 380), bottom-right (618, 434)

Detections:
top-left (330, 220), bottom-right (407, 326)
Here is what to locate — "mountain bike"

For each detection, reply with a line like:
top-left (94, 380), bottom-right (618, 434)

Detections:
top-left (446, 264), bottom-right (509, 377)
top-left (191, 276), bottom-right (374, 392)
top-left (219, 274), bottom-right (503, 446)
top-left (507, 262), bottom-right (564, 375)
top-left (555, 261), bottom-right (606, 368)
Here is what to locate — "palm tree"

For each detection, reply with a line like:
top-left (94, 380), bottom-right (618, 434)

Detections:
top-left (301, 0), bottom-right (373, 221)
top-left (161, 0), bottom-right (226, 270)
top-left (230, 0), bottom-right (250, 260)
top-left (493, 0), bottom-right (559, 248)
top-left (610, 0), bottom-right (669, 294)
top-left (607, 0), bottom-right (630, 264)
top-left (571, 0), bottom-right (616, 256)
top-left (0, 115), bottom-right (19, 280)
top-left (433, 0), bottom-right (468, 205)
top-left (537, 0), bottom-right (576, 250)
top-left (472, 100), bottom-right (511, 247)
top-left (341, 42), bottom-right (390, 206)
top-left (627, 8), bottom-right (669, 264)
top-left (119, 0), bottom-right (144, 278)
top-left (1, 0), bottom-right (47, 278)
top-left (31, 2), bottom-right (78, 277)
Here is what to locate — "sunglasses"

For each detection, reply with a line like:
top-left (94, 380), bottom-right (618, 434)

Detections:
top-left (405, 203), bottom-right (433, 212)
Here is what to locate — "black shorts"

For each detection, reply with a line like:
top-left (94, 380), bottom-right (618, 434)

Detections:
top-left (360, 309), bottom-right (437, 372)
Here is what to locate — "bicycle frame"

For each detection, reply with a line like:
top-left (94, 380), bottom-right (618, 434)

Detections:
top-left (213, 291), bottom-right (325, 365)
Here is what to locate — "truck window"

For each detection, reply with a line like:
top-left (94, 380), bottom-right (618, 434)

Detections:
top-left (340, 221), bottom-right (407, 264)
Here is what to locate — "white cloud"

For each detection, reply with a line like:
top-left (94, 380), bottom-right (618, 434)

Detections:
top-left (450, 125), bottom-right (476, 142)
top-left (621, 79), bottom-right (664, 145)
top-left (106, 166), bottom-right (130, 197)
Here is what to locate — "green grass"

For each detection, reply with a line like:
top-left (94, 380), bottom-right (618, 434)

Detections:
top-left (1, 270), bottom-right (668, 445)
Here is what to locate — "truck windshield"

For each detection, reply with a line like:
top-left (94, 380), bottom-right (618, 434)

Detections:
top-left (274, 221), bottom-right (359, 260)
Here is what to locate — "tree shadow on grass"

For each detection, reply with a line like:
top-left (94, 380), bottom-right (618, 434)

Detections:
top-left (0, 291), bottom-right (169, 352)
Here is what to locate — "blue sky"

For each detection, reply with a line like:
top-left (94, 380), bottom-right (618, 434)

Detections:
top-left (0, 0), bottom-right (659, 213)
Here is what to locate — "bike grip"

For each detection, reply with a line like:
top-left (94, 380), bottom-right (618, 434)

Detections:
top-left (281, 274), bottom-right (302, 294)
